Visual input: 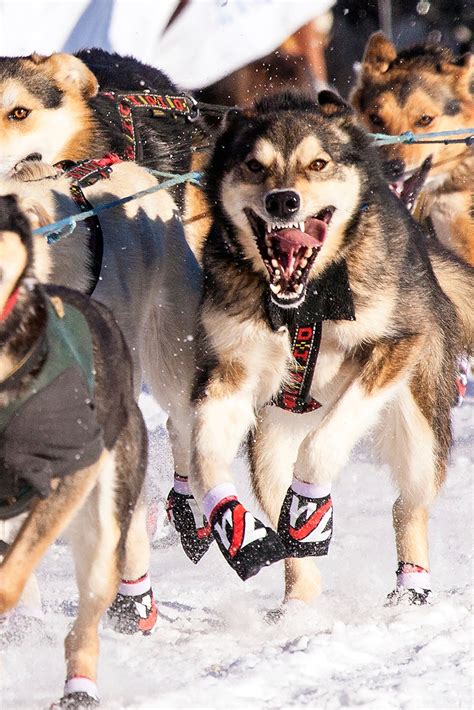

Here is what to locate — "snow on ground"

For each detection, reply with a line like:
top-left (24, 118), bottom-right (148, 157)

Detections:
top-left (1, 389), bottom-right (472, 710)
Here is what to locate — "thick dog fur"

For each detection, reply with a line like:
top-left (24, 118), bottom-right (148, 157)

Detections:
top-left (190, 91), bottom-right (474, 603)
top-left (351, 33), bottom-right (474, 264)
top-left (0, 195), bottom-right (147, 703)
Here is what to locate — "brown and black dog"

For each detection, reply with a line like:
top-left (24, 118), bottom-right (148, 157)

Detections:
top-left (351, 32), bottom-right (474, 265)
top-left (0, 195), bottom-right (147, 707)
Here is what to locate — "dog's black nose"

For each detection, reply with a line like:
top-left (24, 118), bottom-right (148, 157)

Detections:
top-left (264, 190), bottom-right (300, 219)
top-left (383, 158), bottom-right (405, 180)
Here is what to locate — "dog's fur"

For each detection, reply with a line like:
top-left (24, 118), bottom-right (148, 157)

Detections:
top-left (0, 194), bottom-right (147, 702)
top-left (351, 33), bottom-right (474, 265)
top-left (189, 91), bottom-right (474, 603)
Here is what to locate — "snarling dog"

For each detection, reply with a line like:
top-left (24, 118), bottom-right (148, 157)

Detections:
top-left (351, 33), bottom-right (474, 265)
top-left (0, 194), bottom-right (148, 707)
top-left (0, 158), bottom-right (200, 633)
top-left (168, 91), bottom-right (474, 604)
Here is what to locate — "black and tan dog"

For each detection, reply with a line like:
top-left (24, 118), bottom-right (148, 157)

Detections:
top-left (351, 33), bottom-right (474, 265)
top-left (0, 195), bottom-right (148, 707)
top-left (167, 91), bottom-right (474, 606)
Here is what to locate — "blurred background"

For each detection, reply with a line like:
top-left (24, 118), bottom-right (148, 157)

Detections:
top-left (0, 0), bottom-right (472, 102)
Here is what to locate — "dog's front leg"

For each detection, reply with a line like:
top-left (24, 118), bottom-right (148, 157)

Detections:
top-left (186, 379), bottom-right (286, 580)
top-left (0, 459), bottom-right (101, 616)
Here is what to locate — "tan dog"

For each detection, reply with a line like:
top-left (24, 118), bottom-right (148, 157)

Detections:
top-left (0, 194), bottom-right (147, 707)
top-left (351, 32), bottom-right (474, 264)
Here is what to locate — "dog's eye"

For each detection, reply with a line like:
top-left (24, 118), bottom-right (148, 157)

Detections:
top-left (369, 113), bottom-right (385, 129)
top-left (416, 114), bottom-right (434, 127)
top-left (309, 158), bottom-right (328, 172)
top-left (245, 159), bottom-right (264, 173)
top-left (8, 107), bottom-right (30, 121)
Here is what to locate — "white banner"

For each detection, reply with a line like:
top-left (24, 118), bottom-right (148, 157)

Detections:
top-left (0, 0), bottom-right (335, 88)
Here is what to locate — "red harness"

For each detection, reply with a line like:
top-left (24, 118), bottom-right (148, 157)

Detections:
top-left (54, 153), bottom-right (123, 295)
top-left (100, 91), bottom-right (197, 161)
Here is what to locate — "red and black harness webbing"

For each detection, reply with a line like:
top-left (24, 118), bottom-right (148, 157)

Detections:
top-left (267, 260), bottom-right (356, 414)
top-left (100, 91), bottom-right (198, 162)
top-left (54, 153), bottom-right (123, 295)
top-left (275, 322), bottom-right (322, 413)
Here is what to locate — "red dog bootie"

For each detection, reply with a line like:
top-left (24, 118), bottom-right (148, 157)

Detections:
top-left (203, 484), bottom-right (286, 581)
top-left (278, 478), bottom-right (333, 557)
top-left (107, 573), bottom-right (157, 635)
top-left (166, 475), bottom-right (214, 563)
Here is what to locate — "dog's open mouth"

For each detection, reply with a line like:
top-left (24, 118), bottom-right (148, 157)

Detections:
top-left (245, 206), bottom-right (335, 308)
top-left (388, 156), bottom-right (432, 212)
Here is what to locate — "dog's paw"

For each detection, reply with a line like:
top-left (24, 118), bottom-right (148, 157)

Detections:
top-left (385, 587), bottom-right (432, 606)
top-left (106, 587), bottom-right (158, 635)
top-left (51, 691), bottom-right (100, 709)
top-left (211, 499), bottom-right (287, 580)
top-left (166, 487), bottom-right (213, 563)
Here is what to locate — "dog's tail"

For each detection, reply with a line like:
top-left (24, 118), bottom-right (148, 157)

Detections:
top-left (428, 241), bottom-right (474, 353)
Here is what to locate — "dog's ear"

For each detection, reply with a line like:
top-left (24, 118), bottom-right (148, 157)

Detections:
top-left (361, 32), bottom-right (397, 74)
top-left (23, 200), bottom-right (52, 231)
top-left (30, 52), bottom-right (99, 99)
top-left (318, 90), bottom-right (353, 118)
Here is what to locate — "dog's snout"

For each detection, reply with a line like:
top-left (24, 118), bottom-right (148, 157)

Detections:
top-left (264, 190), bottom-right (300, 219)
top-left (383, 158), bottom-right (406, 180)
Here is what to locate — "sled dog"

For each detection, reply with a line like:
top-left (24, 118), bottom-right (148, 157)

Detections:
top-left (0, 194), bottom-right (147, 707)
top-left (173, 91), bottom-right (474, 604)
top-left (0, 158), bottom-right (200, 636)
top-left (351, 33), bottom-right (474, 265)
top-left (0, 49), bottom-right (191, 179)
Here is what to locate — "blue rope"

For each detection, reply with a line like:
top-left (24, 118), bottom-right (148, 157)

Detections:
top-left (369, 128), bottom-right (474, 145)
top-left (33, 170), bottom-right (202, 243)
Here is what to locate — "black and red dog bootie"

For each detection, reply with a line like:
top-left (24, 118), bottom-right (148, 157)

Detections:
top-left (278, 478), bottom-right (333, 557)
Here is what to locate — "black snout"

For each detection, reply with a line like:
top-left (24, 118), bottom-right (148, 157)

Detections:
top-left (383, 158), bottom-right (405, 180)
top-left (264, 190), bottom-right (300, 219)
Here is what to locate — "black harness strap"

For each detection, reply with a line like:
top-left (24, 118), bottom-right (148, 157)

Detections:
top-left (266, 260), bottom-right (356, 414)
top-left (54, 154), bottom-right (122, 295)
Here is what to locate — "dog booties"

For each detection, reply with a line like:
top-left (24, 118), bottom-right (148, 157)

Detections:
top-left (0, 298), bottom-right (103, 519)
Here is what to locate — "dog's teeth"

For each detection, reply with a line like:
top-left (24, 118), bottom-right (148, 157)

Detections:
top-left (266, 223), bottom-right (272, 234)
top-left (270, 283), bottom-right (281, 294)
top-left (271, 259), bottom-right (279, 268)
top-left (300, 258), bottom-right (308, 268)
top-left (305, 247), bottom-right (313, 257)
top-left (274, 268), bottom-right (280, 276)
top-left (268, 248), bottom-right (274, 256)
top-left (295, 283), bottom-right (304, 295)
top-left (299, 221), bottom-right (305, 231)
top-left (295, 269), bottom-right (302, 278)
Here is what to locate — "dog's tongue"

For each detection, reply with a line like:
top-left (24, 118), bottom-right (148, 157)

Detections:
top-left (271, 219), bottom-right (326, 248)
top-left (270, 219), bottom-right (327, 278)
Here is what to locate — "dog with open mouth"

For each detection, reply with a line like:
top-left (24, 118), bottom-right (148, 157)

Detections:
top-left (351, 33), bottom-right (474, 265)
top-left (166, 90), bottom-right (474, 606)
